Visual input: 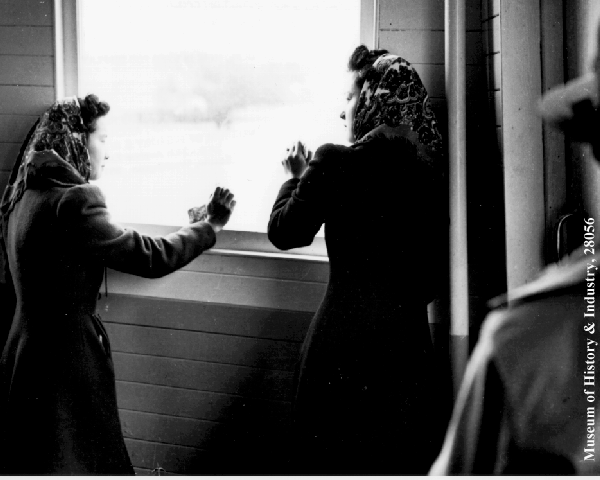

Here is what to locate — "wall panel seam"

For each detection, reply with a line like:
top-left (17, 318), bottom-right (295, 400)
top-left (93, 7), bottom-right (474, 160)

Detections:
top-left (124, 436), bottom-right (208, 452)
top-left (103, 319), bottom-right (305, 343)
top-left (101, 293), bottom-right (316, 316)
top-left (114, 350), bottom-right (296, 374)
top-left (0, 54), bottom-right (53, 57)
top-left (380, 28), bottom-right (444, 32)
top-left (0, 84), bottom-right (54, 87)
top-left (116, 379), bottom-right (292, 404)
top-left (120, 407), bottom-right (232, 426)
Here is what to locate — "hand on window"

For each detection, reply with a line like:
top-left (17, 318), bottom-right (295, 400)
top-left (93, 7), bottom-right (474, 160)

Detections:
top-left (205, 187), bottom-right (236, 233)
top-left (282, 141), bottom-right (312, 179)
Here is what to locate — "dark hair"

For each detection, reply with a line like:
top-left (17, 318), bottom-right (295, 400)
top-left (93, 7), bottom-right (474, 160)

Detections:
top-left (78, 94), bottom-right (110, 133)
top-left (348, 45), bottom-right (389, 89)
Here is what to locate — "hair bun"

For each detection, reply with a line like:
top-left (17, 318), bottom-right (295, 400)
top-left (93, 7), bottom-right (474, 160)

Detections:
top-left (78, 94), bottom-right (110, 132)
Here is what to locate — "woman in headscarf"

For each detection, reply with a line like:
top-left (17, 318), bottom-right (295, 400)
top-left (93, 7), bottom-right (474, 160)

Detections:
top-left (0, 95), bottom-right (235, 474)
top-left (268, 46), bottom-right (447, 474)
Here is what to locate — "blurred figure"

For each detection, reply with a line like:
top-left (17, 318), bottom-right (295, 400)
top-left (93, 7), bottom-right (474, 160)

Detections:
top-left (430, 28), bottom-right (600, 476)
top-left (0, 95), bottom-right (235, 474)
top-left (268, 45), bottom-right (447, 474)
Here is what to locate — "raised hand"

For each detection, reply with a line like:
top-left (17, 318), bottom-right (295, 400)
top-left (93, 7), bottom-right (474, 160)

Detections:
top-left (282, 141), bottom-right (312, 179)
top-left (205, 187), bottom-right (236, 233)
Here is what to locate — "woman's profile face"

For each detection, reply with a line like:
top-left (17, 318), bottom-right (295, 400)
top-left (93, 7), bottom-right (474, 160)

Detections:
top-left (340, 71), bottom-right (361, 143)
top-left (87, 115), bottom-right (109, 181)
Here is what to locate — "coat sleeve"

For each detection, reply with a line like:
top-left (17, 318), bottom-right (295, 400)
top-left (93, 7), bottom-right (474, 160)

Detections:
top-left (56, 184), bottom-right (216, 278)
top-left (268, 144), bottom-right (336, 250)
top-left (429, 321), bottom-right (510, 475)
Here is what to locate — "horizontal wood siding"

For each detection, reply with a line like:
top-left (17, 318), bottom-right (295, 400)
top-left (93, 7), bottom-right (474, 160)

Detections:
top-left (107, 269), bottom-right (326, 312)
top-left (113, 351), bottom-right (294, 402)
top-left (0, 26), bottom-right (54, 55)
top-left (0, 86), bottom-right (54, 115)
top-left (105, 323), bottom-right (300, 371)
top-left (0, 0), bottom-right (53, 26)
top-left (99, 293), bottom-right (312, 342)
top-left (0, 2), bottom-right (55, 186)
top-left (0, 55), bottom-right (54, 85)
top-left (101, 268), bottom-right (314, 473)
top-left (115, 381), bottom-right (290, 424)
top-left (100, 243), bottom-right (324, 473)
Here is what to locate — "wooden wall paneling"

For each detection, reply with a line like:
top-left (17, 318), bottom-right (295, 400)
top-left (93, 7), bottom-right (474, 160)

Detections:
top-left (0, 86), bottom-right (54, 115)
top-left (466, 0), bottom-right (482, 31)
top-left (181, 250), bottom-right (328, 283)
top-left (379, 0), bottom-right (444, 30)
top-left (0, 115), bottom-right (37, 143)
top-left (121, 410), bottom-right (255, 450)
top-left (0, 26), bottom-right (54, 55)
top-left (125, 438), bottom-right (208, 474)
top-left (0, 55), bottom-right (54, 85)
top-left (413, 63), bottom-right (445, 98)
top-left (0, 0), bottom-right (53, 25)
top-left (121, 409), bottom-right (292, 468)
top-left (0, 143), bottom-right (20, 171)
top-left (378, 30), bottom-right (480, 66)
top-left (105, 323), bottom-right (300, 371)
top-left (106, 269), bottom-right (326, 313)
top-left (99, 295), bottom-right (312, 342)
top-left (125, 436), bottom-right (286, 475)
top-left (116, 381), bottom-right (290, 424)
top-left (0, 171), bottom-right (10, 193)
top-left (500, 1), bottom-right (545, 290)
top-left (113, 353), bottom-right (293, 402)
top-left (379, 30), bottom-right (444, 63)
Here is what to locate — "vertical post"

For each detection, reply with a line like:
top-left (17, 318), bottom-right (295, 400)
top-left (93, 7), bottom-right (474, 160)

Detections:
top-left (54, 0), bottom-right (79, 100)
top-left (540, 0), bottom-right (566, 252)
top-left (445, 0), bottom-right (469, 395)
top-left (501, 1), bottom-right (544, 292)
top-left (360, 0), bottom-right (379, 50)
top-left (581, 2), bottom-right (600, 216)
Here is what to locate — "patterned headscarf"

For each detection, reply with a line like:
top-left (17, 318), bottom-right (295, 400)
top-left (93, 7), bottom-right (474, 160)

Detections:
top-left (0, 97), bottom-right (91, 287)
top-left (0, 96), bottom-right (90, 222)
top-left (353, 53), bottom-right (443, 162)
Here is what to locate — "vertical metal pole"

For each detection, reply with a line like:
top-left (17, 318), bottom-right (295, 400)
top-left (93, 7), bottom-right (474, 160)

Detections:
top-left (445, 0), bottom-right (469, 396)
top-left (54, 0), bottom-right (79, 100)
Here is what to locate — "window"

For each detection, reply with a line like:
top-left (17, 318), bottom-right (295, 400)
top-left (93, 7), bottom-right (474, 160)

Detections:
top-left (62, 0), bottom-right (371, 254)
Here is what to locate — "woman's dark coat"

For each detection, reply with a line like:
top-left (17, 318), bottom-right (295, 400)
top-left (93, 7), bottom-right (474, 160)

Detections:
top-left (0, 155), bottom-right (216, 475)
top-left (268, 130), bottom-right (447, 474)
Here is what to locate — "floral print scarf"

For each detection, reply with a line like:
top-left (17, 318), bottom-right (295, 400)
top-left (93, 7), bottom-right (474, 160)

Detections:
top-left (353, 53), bottom-right (443, 165)
top-left (0, 97), bottom-right (90, 284)
top-left (0, 97), bottom-right (90, 221)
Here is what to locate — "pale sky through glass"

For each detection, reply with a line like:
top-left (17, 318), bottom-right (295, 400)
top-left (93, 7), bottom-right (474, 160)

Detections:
top-left (79, 0), bottom-right (360, 230)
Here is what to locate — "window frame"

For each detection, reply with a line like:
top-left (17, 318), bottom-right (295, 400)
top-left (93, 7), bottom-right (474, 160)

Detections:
top-left (54, 0), bottom-right (377, 259)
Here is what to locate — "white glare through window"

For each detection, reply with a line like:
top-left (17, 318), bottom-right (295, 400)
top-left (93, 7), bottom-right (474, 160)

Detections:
top-left (78, 0), bottom-right (360, 233)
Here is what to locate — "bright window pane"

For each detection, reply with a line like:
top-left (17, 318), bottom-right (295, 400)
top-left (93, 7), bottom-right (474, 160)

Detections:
top-left (79, 0), bottom-right (360, 233)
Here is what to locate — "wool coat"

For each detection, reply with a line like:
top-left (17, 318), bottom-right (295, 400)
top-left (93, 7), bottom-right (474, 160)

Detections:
top-left (0, 154), bottom-right (216, 475)
top-left (268, 129), bottom-right (448, 474)
top-left (430, 249), bottom-right (600, 475)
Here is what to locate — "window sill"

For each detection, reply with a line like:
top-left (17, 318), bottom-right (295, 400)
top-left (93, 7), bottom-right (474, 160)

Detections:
top-left (122, 222), bottom-right (328, 262)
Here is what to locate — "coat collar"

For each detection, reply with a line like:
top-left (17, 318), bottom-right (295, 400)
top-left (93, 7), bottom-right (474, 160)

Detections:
top-left (26, 150), bottom-right (86, 189)
top-left (490, 247), bottom-right (600, 308)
